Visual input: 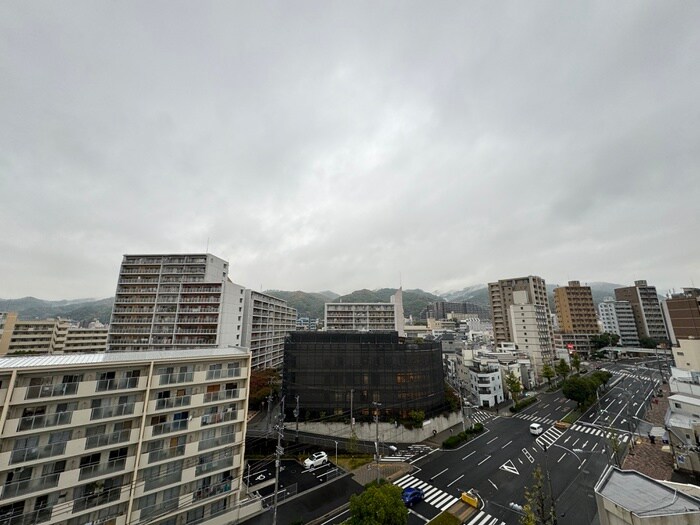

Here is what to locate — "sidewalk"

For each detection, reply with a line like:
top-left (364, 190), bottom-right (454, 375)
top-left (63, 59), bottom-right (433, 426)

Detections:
top-left (622, 383), bottom-right (677, 481)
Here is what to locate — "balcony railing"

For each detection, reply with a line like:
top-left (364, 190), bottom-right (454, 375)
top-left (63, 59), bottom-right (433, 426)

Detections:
top-left (201, 411), bottom-right (237, 426)
top-left (159, 372), bottom-right (193, 385)
top-left (72, 486), bottom-right (122, 513)
top-left (10, 441), bottom-right (67, 464)
top-left (203, 390), bottom-right (239, 403)
top-left (86, 429), bottom-right (132, 450)
top-left (198, 432), bottom-right (236, 451)
top-left (155, 396), bottom-right (191, 410)
top-left (26, 382), bottom-right (79, 399)
top-left (152, 419), bottom-right (188, 436)
top-left (91, 403), bottom-right (135, 420)
top-left (2, 473), bottom-right (60, 499)
top-left (18, 412), bottom-right (72, 432)
top-left (95, 377), bottom-right (139, 392)
top-left (0, 508), bottom-right (52, 525)
top-left (193, 480), bottom-right (232, 502)
top-left (205, 368), bottom-right (241, 380)
top-left (143, 471), bottom-right (181, 492)
top-left (195, 455), bottom-right (233, 476)
top-left (79, 458), bottom-right (127, 481)
top-left (148, 445), bottom-right (185, 463)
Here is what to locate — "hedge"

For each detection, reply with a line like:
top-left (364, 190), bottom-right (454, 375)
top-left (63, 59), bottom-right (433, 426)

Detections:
top-left (509, 396), bottom-right (538, 412)
top-left (442, 423), bottom-right (484, 449)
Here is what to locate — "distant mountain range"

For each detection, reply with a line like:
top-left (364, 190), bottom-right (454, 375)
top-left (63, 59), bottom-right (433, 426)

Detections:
top-left (0, 281), bottom-right (636, 325)
top-left (0, 297), bottom-right (114, 324)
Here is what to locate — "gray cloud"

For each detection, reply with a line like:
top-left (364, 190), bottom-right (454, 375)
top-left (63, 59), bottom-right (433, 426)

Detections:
top-left (1, 1), bottom-right (699, 300)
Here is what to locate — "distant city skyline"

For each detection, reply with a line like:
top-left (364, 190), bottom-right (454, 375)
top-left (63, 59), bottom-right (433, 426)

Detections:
top-left (1, 2), bottom-right (698, 301)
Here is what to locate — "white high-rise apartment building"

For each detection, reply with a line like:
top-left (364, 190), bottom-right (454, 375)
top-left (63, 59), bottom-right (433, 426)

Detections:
top-left (0, 348), bottom-right (257, 525)
top-left (598, 299), bottom-right (640, 347)
top-left (324, 289), bottom-right (405, 336)
top-left (241, 290), bottom-right (297, 369)
top-left (108, 254), bottom-right (243, 353)
top-left (509, 290), bottom-right (554, 383)
top-left (108, 253), bottom-right (296, 369)
top-left (614, 280), bottom-right (669, 343)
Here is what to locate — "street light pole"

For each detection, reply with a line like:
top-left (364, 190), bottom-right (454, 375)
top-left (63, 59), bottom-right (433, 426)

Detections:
top-left (372, 401), bottom-right (382, 484)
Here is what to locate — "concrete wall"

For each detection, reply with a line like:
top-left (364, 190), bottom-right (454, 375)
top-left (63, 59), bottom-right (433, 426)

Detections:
top-left (296, 412), bottom-right (463, 444)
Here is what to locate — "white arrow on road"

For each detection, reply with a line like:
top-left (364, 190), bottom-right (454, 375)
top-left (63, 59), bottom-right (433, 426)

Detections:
top-left (500, 459), bottom-right (520, 475)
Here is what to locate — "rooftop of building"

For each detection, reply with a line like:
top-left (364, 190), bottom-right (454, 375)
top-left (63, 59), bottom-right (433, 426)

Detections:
top-left (0, 347), bottom-right (250, 370)
top-left (668, 393), bottom-right (700, 406)
top-left (596, 466), bottom-right (700, 516)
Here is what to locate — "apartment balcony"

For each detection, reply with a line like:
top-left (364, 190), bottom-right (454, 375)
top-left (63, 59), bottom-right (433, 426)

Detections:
top-left (205, 368), bottom-right (241, 381)
top-left (180, 287), bottom-right (222, 293)
top-left (147, 444), bottom-right (186, 464)
top-left (25, 381), bottom-right (79, 400)
top-left (159, 372), bottom-right (194, 385)
top-left (112, 307), bottom-right (154, 314)
top-left (118, 278), bottom-right (160, 285)
top-left (113, 297), bottom-right (156, 305)
top-left (138, 496), bottom-right (179, 520)
top-left (123, 257), bottom-right (162, 265)
top-left (10, 441), bottom-right (67, 465)
top-left (90, 403), bottom-right (136, 421)
top-left (198, 430), bottom-right (243, 452)
top-left (86, 429), bottom-right (135, 450)
top-left (17, 411), bottom-right (72, 432)
top-left (180, 297), bottom-right (221, 304)
top-left (156, 297), bottom-right (179, 303)
top-left (120, 268), bottom-right (160, 275)
top-left (173, 337), bottom-right (217, 346)
top-left (201, 410), bottom-right (237, 427)
top-left (179, 306), bottom-right (219, 313)
top-left (177, 317), bottom-right (219, 323)
top-left (96, 377), bottom-right (140, 392)
top-left (192, 479), bottom-right (233, 502)
top-left (109, 327), bottom-right (152, 334)
top-left (116, 286), bottom-right (158, 294)
top-left (154, 395), bottom-right (191, 411)
top-left (78, 457), bottom-right (131, 481)
top-left (0, 508), bottom-right (52, 525)
top-left (202, 389), bottom-right (240, 404)
top-left (154, 316), bottom-right (177, 323)
top-left (195, 455), bottom-right (233, 476)
top-left (151, 419), bottom-right (189, 436)
top-left (72, 483), bottom-right (126, 513)
top-left (143, 470), bottom-right (182, 493)
top-left (176, 328), bottom-right (218, 335)
top-left (1, 473), bottom-right (60, 500)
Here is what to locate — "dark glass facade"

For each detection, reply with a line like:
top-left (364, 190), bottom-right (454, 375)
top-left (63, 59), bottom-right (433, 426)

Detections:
top-left (283, 331), bottom-right (446, 420)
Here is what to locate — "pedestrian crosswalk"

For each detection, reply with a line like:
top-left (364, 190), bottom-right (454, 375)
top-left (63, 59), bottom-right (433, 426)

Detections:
top-left (536, 426), bottom-right (564, 449)
top-left (514, 412), bottom-right (556, 425)
top-left (571, 424), bottom-right (630, 442)
top-left (607, 369), bottom-right (655, 382)
top-left (470, 409), bottom-right (495, 425)
top-left (464, 509), bottom-right (506, 525)
top-left (382, 445), bottom-right (435, 463)
top-left (393, 474), bottom-right (459, 512)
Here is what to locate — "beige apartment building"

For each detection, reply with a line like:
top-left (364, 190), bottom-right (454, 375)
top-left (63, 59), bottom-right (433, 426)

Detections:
top-left (553, 281), bottom-right (599, 334)
top-left (488, 276), bottom-right (550, 345)
top-left (0, 315), bottom-right (107, 355)
top-left (0, 347), bottom-right (257, 525)
top-left (615, 280), bottom-right (669, 343)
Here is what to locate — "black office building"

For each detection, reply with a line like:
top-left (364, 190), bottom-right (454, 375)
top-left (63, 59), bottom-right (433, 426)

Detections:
top-left (283, 331), bottom-right (446, 420)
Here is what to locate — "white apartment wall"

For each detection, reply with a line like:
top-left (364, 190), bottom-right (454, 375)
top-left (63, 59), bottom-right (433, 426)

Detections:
top-left (220, 281), bottom-right (245, 348)
top-left (673, 339), bottom-right (700, 372)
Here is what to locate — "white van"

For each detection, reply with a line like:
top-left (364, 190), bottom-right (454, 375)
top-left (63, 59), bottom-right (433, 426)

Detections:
top-left (529, 423), bottom-right (543, 436)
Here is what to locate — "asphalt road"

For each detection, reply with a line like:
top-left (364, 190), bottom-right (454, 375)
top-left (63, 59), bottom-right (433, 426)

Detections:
top-left (259, 357), bottom-right (667, 525)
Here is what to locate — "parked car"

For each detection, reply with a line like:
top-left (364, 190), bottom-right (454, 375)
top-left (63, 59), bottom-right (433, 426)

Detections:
top-left (530, 423), bottom-right (543, 436)
top-left (402, 487), bottom-right (424, 507)
top-left (303, 451), bottom-right (328, 468)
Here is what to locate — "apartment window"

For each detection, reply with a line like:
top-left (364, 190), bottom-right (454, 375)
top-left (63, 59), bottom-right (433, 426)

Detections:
top-left (675, 402), bottom-right (682, 409)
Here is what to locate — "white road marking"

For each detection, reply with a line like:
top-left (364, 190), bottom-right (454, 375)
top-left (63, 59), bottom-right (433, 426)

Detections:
top-left (447, 474), bottom-right (464, 487)
top-left (478, 455), bottom-right (491, 465)
top-left (462, 450), bottom-right (476, 461)
top-left (432, 467), bottom-right (448, 480)
top-left (557, 453), bottom-right (567, 463)
top-left (489, 479), bottom-right (498, 490)
top-left (487, 436), bottom-right (499, 444)
top-left (501, 440), bottom-right (512, 449)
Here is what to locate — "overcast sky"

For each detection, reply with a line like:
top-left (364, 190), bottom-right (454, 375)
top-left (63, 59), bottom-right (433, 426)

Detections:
top-left (1, 1), bottom-right (699, 300)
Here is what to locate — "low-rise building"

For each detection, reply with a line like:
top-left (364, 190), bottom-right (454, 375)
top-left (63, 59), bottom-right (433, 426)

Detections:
top-left (595, 466), bottom-right (700, 524)
top-left (0, 347), bottom-right (254, 525)
top-left (0, 315), bottom-right (108, 355)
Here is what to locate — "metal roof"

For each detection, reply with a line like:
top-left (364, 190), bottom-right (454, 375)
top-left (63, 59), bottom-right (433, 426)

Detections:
top-left (596, 467), bottom-right (700, 516)
top-left (0, 347), bottom-right (250, 370)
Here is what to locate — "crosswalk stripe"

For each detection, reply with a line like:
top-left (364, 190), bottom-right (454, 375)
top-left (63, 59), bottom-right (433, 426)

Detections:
top-left (467, 511), bottom-right (485, 524)
top-left (395, 474), bottom-right (411, 485)
top-left (424, 490), bottom-right (446, 504)
top-left (432, 492), bottom-right (453, 507)
top-left (423, 486), bottom-right (440, 499)
top-left (475, 512), bottom-right (495, 525)
top-left (439, 496), bottom-right (458, 511)
top-left (414, 481), bottom-right (429, 490)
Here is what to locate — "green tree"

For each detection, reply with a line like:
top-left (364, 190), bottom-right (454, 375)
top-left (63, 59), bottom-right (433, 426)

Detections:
top-left (590, 370), bottom-right (612, 388)
top-left (639, 336), bottom-right (658, 349)
top-left (591, 332), bottom-right (621, 350)
top-left (520, 466), bottom-right (554, 525)
top-left (349, 482), bottom-right (408, 525)
top-left (504, 371), bottom-right (523, 402)
top-left (555, 359), bottom-right (571, 381)
top-left (571, 353), bottom-right (581, 373)
top-left (542, 364), bottom-right (555, 387)
top-left (562, 375), bottom-right (595, 407)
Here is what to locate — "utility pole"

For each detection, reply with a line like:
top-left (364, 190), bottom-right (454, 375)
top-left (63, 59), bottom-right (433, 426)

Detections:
top-left (266, 376), bottom-right (275, 436)
top-left (542, 445), bottom-right (557, 525)
top-left (350, 388), bottom-right (354, 434)
top-left (372, 401), bottom-right (382, 484)
top-left (294, 394), bottom-right (300, 440)
top-left (272, 396), bottom-right (285, 525)
top-left (457, 379), bottom-right (466, 432)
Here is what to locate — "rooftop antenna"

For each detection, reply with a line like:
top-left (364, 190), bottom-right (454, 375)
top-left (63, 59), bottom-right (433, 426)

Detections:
top-left (399, 272), bottom-right (402, 290)
top-left (205, 237), bottom-right (210, 254)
